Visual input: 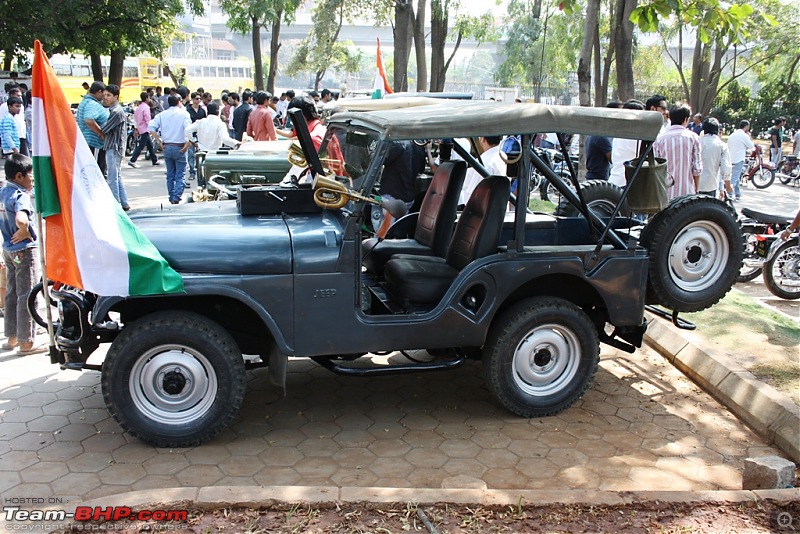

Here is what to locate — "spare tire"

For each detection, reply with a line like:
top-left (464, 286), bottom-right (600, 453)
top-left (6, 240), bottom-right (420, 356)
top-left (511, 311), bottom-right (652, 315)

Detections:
top-left (554, 180), bottom-right (631, 218)
top-left (639, 196), bottom-right (742, 312)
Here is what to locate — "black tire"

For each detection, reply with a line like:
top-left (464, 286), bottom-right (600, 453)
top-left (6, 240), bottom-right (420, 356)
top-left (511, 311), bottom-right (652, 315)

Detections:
top-left (539, 174), bottom-right (573, 202)
top-left (763, 239), bottom-right (800, 300)
top-left (778, 172), bottom-right (792, 185)
top-left (751, 168), bottom-right (775, 189)
top-left (483, 297), bottom-right (599, 417)
top-left (736, 232), bottom-right (763, 283)
top-left (125, 134), bottom-right (136, 157)
top-left (640, 196), bottom-right (742, 312)
top-left (27, 280), bottom-right (57, 329)
top-left (554, 179), bottom-right (631, 218)
top-left (101, 311), bottom-right (246, 447)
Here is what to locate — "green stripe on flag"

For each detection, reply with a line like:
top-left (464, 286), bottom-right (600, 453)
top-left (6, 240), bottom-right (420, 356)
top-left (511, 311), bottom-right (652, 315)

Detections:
top-left (32, 155), bottom-right (61, 217)
top-left (115, 209), bottom-right (184, 295)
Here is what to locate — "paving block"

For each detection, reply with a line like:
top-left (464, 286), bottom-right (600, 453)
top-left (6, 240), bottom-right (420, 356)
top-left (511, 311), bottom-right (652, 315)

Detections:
top-left (742, 456), bottom-right (797, 490)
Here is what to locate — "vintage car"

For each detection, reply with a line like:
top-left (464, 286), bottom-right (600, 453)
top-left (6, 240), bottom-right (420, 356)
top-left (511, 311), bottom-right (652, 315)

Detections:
top-left (194, 140), bottom-right (293, 200)
top-left (41, 102), bottom-right (742, 447)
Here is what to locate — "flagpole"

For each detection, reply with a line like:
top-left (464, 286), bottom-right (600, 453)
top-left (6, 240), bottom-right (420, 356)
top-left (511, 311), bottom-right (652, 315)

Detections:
top-left (34, 211), bottom-right (58, 364)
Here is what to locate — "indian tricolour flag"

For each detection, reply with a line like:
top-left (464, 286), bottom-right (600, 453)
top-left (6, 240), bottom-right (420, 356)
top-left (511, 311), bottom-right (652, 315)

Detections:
top-left (371, 37), bottom-right (393, 99)
top-left (31, 40), bottom-right (183, 297)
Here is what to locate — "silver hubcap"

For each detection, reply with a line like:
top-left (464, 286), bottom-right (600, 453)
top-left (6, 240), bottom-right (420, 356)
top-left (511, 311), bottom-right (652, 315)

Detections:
top-left (129, 345), bottom-right (217, 425)
top-left (512, 323), bottom-right (580, 397)
top-left (668, 220), bottom-right (729, 291)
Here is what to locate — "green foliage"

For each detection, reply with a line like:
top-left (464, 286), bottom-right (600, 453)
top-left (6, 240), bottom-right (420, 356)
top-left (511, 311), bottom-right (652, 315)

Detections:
top-left (286, 0), bottom-right (378, 88)
top-left (747, 81), bottom-right (800, 133)
top-left (497, 0), bottom-right (582, 88)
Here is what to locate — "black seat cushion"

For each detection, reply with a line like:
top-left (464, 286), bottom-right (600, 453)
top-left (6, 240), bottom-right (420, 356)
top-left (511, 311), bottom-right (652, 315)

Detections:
top-left (362, 161), bottom-right (467, 274)
top-left (384, 176), bottom-right (511, 305)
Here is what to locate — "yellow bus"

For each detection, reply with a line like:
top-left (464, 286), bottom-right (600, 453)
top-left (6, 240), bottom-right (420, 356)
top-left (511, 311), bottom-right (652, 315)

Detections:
top-left (160, 57), bottom-right (254, 97)
top-left (48, 55), bottom-right (161, 104)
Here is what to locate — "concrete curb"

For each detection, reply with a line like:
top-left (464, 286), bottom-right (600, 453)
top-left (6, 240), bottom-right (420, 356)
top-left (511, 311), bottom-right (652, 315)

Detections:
top-left (644, 313), bottom-right (800, 464)
top-left (64, 485), bottom-right (800, 513)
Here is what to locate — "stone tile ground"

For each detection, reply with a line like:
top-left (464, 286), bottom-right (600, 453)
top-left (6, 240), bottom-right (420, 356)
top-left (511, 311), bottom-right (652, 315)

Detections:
top-left (0, 343), bottom-right (782, 505)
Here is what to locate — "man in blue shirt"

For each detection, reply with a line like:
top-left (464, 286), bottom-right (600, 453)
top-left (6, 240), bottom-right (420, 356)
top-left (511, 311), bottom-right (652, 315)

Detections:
top-left (1, 97), bottom-right (22, 158)
top-left (76, 81), bottom-right (109, 176)
top-left (1, 154), bottom-right (44, 355)
top-left (148, 95), bottom-right (191, 204)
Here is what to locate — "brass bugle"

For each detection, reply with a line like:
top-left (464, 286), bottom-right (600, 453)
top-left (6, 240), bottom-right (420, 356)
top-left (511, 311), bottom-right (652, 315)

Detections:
top-left (312, 175), bottom-right (381, 210)
top-left (288, 141), bottom-right (307, 167)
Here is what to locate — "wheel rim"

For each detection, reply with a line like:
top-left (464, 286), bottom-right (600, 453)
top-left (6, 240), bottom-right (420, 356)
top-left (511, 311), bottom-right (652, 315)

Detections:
top-left (753, 169), bottom-right (772, 187)
top-left (585, 199), bottom-right (617, 217)
top-left (129, 345), bottom-right (218, 425)
top-left (667, 220), bottom-right (730, 292)
top-left (771, 245), bottom-right (800, 296)
top-left (512, 323), bottom-right (580, 397)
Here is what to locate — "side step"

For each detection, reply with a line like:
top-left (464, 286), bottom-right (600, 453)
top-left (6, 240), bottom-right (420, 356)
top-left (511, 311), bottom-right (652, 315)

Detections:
top-left (311, 353), bottom-right (465, 376)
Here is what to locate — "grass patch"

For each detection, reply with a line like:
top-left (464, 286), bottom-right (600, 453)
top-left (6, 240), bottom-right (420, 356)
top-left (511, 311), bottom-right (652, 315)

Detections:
top-left (685, 290), bottom-right (800, 404)
top-left (528, 198), bottom-right (556, 213)
top-left (685, 290), bottom-right (800, 348)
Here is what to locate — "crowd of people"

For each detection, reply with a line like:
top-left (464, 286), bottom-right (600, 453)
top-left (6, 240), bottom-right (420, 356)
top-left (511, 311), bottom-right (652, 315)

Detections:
top-left (584, 94), bottom-right (797, 203)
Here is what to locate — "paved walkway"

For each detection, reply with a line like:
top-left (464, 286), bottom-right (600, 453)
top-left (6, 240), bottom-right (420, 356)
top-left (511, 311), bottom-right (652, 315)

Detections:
top-left (0, 341), bottom-right (783, 505)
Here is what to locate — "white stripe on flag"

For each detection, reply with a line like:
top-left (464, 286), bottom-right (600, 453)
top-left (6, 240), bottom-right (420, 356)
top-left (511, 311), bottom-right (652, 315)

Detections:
top-left (31, 99), bottom-right (51, 158)
top-left (70, 141), bottom-right (130, 296)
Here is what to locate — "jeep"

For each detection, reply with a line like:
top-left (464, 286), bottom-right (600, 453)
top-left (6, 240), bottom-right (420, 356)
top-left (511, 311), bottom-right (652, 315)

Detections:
top-left (42, 101), bottom-right (742, 447)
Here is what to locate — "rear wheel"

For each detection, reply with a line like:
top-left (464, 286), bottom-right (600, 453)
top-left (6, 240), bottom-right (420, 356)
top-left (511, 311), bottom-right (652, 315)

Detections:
top-left (101, 311), bottom-right (246, 448)
top-left (751, 169), bottom-right (775, 189)
top-left (640, 196), bottom-right (742, 312)
top-left (554, 179), bottom-right (631, 218)
top-left (736, 232), bottom-right (763, 283)
top-left (763, 239), bottom-right (800, 300)
top-left (483, 297), bottom-right (599, 417)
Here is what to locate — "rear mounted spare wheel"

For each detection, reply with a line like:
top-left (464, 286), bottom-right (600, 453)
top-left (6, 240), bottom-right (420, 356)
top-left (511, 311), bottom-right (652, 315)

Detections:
top-left (554, 179), bottom-right (631, 218)
top-left (640, 196), bottom-right (742, 312)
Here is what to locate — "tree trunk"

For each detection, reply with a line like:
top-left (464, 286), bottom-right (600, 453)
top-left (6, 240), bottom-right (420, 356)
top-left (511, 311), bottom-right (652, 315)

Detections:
top-left (614, 0), bottom-right (636, 101)
top-left (108, 49), bottom-right (124, 87)
top-left (394, 0), bottom-right (414, 92)
top-left (578, 0), bottom-right (600, 108)
top-left (2, 52), bottom-right (12, 72)
top-left (592, 28), bottom-right (602, 105)
top-left (267, 11), bottom-right (283, 95)
top-left (689, 40), bottom-right (707, 113)
top-left (601, 0), bottom-right (616, 101)
top-left (90, 53), bottom-right (103, 82)
top-left (429, 0), bottom-right (447, 92)
top-left (252, 15), bottom-right (265, 91)
top-left (414, 0), bottom-right (428, 92)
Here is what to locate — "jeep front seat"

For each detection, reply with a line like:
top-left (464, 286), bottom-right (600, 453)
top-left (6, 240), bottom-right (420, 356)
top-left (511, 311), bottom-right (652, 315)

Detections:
top-left (362, 160), bottom-right (467, 274)
top-left (383, 175), bottom-right (510, 305)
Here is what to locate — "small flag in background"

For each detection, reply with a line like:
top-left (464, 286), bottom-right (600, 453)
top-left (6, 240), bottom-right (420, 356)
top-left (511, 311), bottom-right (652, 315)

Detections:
top-left (31, 40), bottom-right (184, 297)
top-left (372, 37), bottom-right (393, 99)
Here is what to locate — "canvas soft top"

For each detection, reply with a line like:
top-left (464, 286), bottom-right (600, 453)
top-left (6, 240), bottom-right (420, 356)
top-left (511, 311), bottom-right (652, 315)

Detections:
top-left (328, 101), bottom-right (665, 141)
top-left (323, 96), bottom-right (451, 113)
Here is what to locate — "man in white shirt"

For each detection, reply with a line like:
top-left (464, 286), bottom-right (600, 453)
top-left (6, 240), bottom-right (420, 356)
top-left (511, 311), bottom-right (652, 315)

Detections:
top-left (698, 118), bottom-right (731, 198)
top-left (727, 120), bottom-right (755, 201)
top-left (183, 102), bottom-right (240, 188)
top-left (459, 136), bottom-right (507, 206)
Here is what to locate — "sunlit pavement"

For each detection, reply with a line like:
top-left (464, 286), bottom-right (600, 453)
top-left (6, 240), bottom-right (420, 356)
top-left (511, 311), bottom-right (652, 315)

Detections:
top-left (0, 162), bottom-right (794, 509)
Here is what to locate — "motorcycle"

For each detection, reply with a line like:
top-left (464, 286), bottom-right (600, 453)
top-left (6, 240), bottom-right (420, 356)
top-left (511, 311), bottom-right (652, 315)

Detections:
top-left (536, 147), bottom-right (577, 201)
top-left (776, 154), bottom-right (800, 187)
top-left (737, 208), bottom-right (794, 282)
top-left (741, 145), bottom-right (777, 189)
top-left (759, 231), bottom-right (800, 300)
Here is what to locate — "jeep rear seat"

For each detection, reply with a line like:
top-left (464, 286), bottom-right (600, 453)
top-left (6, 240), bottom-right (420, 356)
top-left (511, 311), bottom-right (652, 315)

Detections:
top-left (362, 161), bottom-right (466, 274)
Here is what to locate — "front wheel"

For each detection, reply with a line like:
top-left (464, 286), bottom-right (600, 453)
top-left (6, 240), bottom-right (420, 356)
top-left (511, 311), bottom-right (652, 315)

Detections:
top-left (483, 297), bottom-right (599, 417)
top-left (763, 239), bottom-right (800, 300)
top-left (101, 311), bottom-right (246, 447)
top-left (751, 168), bottom-right (775, 189)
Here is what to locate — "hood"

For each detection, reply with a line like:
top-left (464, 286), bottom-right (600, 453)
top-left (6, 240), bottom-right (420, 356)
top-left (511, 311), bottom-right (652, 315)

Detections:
top-left (130, 202), bottom-right (292, 275)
